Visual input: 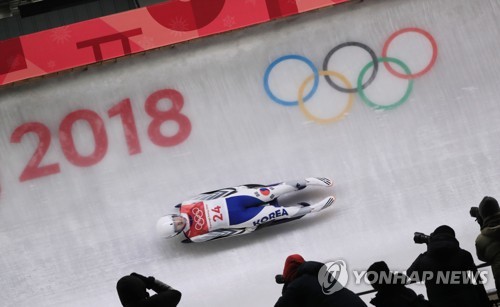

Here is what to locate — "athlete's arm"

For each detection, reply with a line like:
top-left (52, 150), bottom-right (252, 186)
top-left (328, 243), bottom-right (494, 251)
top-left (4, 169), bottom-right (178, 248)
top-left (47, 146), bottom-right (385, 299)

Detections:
top-left (187, 228), bottom-right (254, 243)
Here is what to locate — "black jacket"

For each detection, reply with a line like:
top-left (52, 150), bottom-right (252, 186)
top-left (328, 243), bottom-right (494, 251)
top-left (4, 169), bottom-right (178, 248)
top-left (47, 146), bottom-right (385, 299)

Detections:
top-left (407, 234), bottom-right (489, 307)
top-left (370, 282), bottom-right (430, 307)
top-left (274, 261), bottom-right (367, 307)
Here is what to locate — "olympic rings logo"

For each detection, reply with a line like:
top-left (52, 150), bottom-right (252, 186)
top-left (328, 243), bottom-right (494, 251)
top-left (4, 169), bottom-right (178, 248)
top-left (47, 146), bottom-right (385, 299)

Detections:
top-left (263, 27), bottom-right (438, 124)
top-left (191, 207), bottom-right (205, 231)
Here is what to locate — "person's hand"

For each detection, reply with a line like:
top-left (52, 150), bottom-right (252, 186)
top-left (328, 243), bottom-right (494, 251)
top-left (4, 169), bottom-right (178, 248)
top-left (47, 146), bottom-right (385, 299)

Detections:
top-left (131, 272), bottom-right (155, 289)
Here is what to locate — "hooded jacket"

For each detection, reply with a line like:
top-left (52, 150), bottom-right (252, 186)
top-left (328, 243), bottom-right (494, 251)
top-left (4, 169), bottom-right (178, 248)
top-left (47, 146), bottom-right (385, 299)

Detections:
top-left (476, 211), bottom-right (500, 299)
top-left (476, 213), bottom-right (500, 267)
top-left (274, 261), bottom-right (367, 307)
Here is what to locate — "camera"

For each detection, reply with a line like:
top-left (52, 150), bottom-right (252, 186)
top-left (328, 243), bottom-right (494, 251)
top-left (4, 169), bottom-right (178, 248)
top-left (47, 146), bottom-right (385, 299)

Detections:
top-left (413, 232), bottom-right (430, 244)
top-left (470, 206), bottom-right (484, 227)
top-left (470, 207), bottom-right (480, 219)
top-left (275, 274), bottom-right (285, 284)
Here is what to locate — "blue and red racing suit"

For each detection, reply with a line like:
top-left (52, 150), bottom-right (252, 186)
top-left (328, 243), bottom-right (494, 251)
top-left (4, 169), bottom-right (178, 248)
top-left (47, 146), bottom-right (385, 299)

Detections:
top-left (176, 178), bottom-right (333, 242)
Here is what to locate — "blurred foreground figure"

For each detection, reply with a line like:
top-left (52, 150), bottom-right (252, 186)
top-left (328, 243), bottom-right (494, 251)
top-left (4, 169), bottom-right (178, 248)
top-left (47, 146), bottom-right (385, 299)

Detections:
top-left (274, 254), bottom-right (367, 307)
top-left (116, 273), bottom-right (181, 307)
top-left (366, 261), bottom-right (430, 307)
top-left (157, 177), bottom-right (335, 243)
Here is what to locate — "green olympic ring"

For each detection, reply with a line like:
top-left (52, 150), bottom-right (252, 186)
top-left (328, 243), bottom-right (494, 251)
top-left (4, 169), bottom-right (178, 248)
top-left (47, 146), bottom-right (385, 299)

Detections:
top-left (357, 57), bottom-right (414, 110)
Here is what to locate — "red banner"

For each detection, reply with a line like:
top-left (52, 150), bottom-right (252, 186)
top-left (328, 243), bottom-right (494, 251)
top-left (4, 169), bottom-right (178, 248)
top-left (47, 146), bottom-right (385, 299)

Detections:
top-left (0, 0), bottom-right (350, 86)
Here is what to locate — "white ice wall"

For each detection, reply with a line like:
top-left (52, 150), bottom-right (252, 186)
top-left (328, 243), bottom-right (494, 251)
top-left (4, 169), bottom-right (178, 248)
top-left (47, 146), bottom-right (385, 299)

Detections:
top-left (1, 0), bottom-right (500, 306)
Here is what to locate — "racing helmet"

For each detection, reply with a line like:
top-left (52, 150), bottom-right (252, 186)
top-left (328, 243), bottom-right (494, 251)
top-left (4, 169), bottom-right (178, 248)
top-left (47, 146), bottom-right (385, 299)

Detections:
top-left (156, 214), bottom-right (187, 238)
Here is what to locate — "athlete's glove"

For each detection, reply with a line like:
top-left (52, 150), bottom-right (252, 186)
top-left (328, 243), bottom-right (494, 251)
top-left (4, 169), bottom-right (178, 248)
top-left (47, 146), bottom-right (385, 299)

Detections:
top-left (131, 272), bottom-right (155, 289)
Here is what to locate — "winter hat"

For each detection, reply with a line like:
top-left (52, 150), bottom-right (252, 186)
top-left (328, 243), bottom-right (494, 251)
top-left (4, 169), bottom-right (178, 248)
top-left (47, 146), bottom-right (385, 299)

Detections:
top-left (116, 275), bottom-right (149, 306)
top-left (367, 261), bottom-right (407, 290)
top-left (282, 254), bottom-right (305, 283)
top-left (367, 261), bottom-right (390, 276)
top-left (479, 196), bottom-right (500, 219)
top-left (431, 225), bottom-right (455, 238)
top-left (366, 261), bottom-right (390, 283)
top-left (367, 261), bottom-right (391, 291)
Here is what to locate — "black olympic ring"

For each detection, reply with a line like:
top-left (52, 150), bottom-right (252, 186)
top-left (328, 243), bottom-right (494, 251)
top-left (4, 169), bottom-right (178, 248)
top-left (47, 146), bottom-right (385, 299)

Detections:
top-left (322, 42), bottom-right (379, 94)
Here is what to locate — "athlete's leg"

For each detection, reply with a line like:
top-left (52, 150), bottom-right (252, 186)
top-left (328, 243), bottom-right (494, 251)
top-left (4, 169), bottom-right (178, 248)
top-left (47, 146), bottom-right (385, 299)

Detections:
top-left (225, 177), bottom-right (333, 225)
top-left (230, 196), bottom-right (335, 228)
top-left (233, 177), bottom-right (333, 204)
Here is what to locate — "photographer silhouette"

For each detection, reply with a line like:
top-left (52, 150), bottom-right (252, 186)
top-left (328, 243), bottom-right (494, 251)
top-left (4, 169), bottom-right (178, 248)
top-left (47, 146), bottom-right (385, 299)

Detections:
top-left (407, 225), bottom-right (489, 307)
top-left (116, 272), bottom-right (181, 307)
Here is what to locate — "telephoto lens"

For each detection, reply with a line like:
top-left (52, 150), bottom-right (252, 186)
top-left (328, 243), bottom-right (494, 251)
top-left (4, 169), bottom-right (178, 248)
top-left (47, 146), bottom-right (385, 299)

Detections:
top-left (413, 232), bottom-right (430, 244)
top-left (470, 207), bottom-right (480, 218)
top-left (275, 274), bottom-right (285, 284)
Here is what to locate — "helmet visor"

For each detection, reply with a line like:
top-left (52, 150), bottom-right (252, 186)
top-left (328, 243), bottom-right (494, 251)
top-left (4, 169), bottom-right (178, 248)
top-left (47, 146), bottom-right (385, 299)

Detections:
top-left (172, 215), bottom-right (187, 233)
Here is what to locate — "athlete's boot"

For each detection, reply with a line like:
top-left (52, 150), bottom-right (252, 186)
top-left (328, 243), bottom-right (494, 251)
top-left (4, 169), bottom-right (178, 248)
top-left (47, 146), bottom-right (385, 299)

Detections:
top-left (305, 177), bottom-right (334, 187)
top-left (309, 196), bottom-right (336, 213)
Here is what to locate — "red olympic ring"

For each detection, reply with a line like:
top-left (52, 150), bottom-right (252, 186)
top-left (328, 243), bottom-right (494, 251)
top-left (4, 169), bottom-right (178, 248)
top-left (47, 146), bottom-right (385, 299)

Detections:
top-left (382, 27), bottom-right (438, 79)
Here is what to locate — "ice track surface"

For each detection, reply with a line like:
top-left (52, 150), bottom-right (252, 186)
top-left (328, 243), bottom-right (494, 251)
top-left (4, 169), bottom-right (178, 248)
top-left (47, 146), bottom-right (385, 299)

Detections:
top-left (1, 0), bottom-right (500, 305)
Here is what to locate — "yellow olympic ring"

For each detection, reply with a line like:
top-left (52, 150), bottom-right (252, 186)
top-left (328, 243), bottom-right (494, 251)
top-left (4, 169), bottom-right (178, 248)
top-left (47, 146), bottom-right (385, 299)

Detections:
top-left (298, 71), bottom-right (354, 125)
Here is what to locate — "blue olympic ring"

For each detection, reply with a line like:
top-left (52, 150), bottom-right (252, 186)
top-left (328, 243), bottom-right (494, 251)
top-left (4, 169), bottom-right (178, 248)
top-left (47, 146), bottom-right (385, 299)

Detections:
top-left (263, 54), bottom-right (319, 107)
